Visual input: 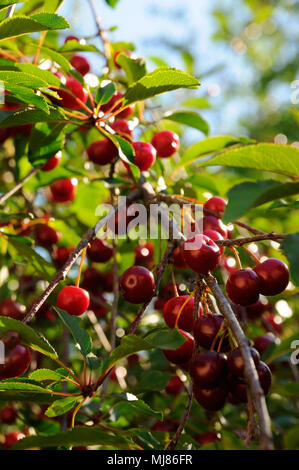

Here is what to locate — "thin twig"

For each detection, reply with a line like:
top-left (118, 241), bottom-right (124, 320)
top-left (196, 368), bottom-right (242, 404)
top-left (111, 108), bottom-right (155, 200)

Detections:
top-left (110, 238), bottom-right (119, 350)
top-left (0, 168), bottom-right (37, 206)
top-left (166, 383), bottom-right (193, 450)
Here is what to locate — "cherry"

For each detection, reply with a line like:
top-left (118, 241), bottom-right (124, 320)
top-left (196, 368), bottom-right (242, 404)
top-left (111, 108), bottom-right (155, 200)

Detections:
top-left (53, 245), bottom-right (73, 267)
top-left (70, 55), bottom-right (90, 76)
top-left (87, 139), bottom-right (118, 165)
top-left (264, 313), bottom-right (283, 335)
top-left (154, 298), bottom-right (166, 311)
top-left (228, 361), bottom-right (272, 402)
top-left (245, 299), bottom-right (265, 320)
top-left (151, 131), bottom-right (180, 158)
top-left (0, 405), bottom-right (17, 424)
top-left (226, 269), bottom-right (261, 306)
top-left (10, 124), bottom-right (32, 137)
top-left (193, 314), bottom-right (229, 351)
top-left (227, 347), bottom-right (260, 377)
top-left (203, 197), bottom-right (227, 217)
top-left (81, 267), bottom-right (103, 293)
top-left (151, 419), bottom-right (177, 432)
top-left (1, 91), bottom-right (21, 111)
top-left (49, 178), bottom-right (77, 203)
top-left (202, 216), bottom-right (228, 238)
top-left (254, 258), bottom-right (289, 296)
top-left (0, 344), bottom-right (31, 379)
top-left (108, 203), bottom-right (135, 236)
top-left (89, 293), bottom-right (108, 318)
top-left (102, 270), bottom-right (114, 292)
top-left (203, 229), bottom-right (224, 255)
top-left (35, 302), bottom-right (55, 322)
top-left (160, 282), bottom-right (186, 300)
top-left (19, 275), bottom-right (36, 294)
top-left (183, 234), bottom-right (221, 274)
top-left (2, 431), bottom-right (25, 449)
top-left (132, 142), bottom-right (156, 172)
top-left (127, 354), bottom-right (139, 367)
top-left (110, 119), bottom-right (133, 140)
top-left (87, 238), bottom-right (113, 263)
top-left (257, 361), bottom-right (272, 395)
top-left (0, 299), bottom-right (25, 320)
top-left (163, 295), bottom-right (196, 332)
top-left (134, 242), bottom-right (154, 266)
top-left (35, 224), bottom-right (60, 247)
top-left (65, 35), bottom-right (80, 43)
top-left (117, 105), bottom-right (135, 119)
top-left (193, 383), bottom-right (227, 411)
top-left (100, 92), bottom-right (123, 114)
top-left (195, 431), bottom-right (220, 446)
top-left (119, 266), bottom-right (155, 304)
top-left (162, 330), bottom-right (194, 365)
top-left (0, 128), bottom-right (10, 144)
top-left (1, 331), bottom-right (21, 348)
top-left (253, 334), bottom-right (276, 355)
top-left (171, 246), bottom-right (187, 269)
top-left (41, 152), bottom-right (62, 172)
top-left (223, 256), bottom-right (237, 274)
top-left (165, 376), bottom-right (184, 396)
top-left (55, 76), bottom-right (88, 110)
top-left (57, 286), bottom-right (90, 316)
top-left (189, 351), bottom-right (227, 389)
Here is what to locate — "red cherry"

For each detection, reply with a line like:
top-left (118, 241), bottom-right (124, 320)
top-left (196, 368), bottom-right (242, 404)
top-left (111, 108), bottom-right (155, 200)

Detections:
top-left (117, 105), bottom-right (135, 119)
top-left (19, 275), bottom-right (36, 294)
top-left (193, 314), bottom-right (229, 351)
top-left (154, 298), bottom-right (166, 311)
top-left (257, 361), bottom-right (272, 395)
top-left (165, 376), bottom-right (184, 396)
top-left (228, 361), bottom-right (271, 402)
top-left (65, 35), bottom-right (80, 43)
top-left (183, 234), bottom-right (221, 274)
top-left (245, 300), bottom-right (266, 320)
top-left (160, 282), bottom-right (186, 300)
top-left (171, 246), bottom-right (187, 268)
top-left (110, 119), bottom-right (133, 140)
top-left (87, 139), bottom-right (118, 165)
top-left (227, 347), bottom-right (260, 377)
top-left (2, 431), bottom-right (25, 449)
top-left (107, 203), bottom-right (135, 236)
top-left (0, 405), bottom-right (17, 424)
top-left (163, 330), bottom-right (194, 365)
top-left (119, 266), bottom-right (155, 304)
top-left (0, 344), bottom-right (31, 379)
top-left (1, 91), bottom-right (21, 111)
top-left (35, 224), bottom-right (60, 247)
top-left (163, 295), bottom-right (196, 332)
top-left (253, 334), bottom-right (276, 355)
top-left (81, 267), bottom-right (103, 293)
top-left (193, 383), bottom-right (227, 411)
top-left (132, 142), bottom-right (156, 171)
top-left (35, 302), bottom-right (55, 322)
top-left (10, 124), bottom-right (32, 137)
top-left (264, 313), bottom-right (283, 335)
top-left (151, 131), bottom-right (180, 158)
top-left (189, 351), bottom-right (227, 389)
top-left (102, 270), bottom-right (114, 292)
top-left (254, 258), bottom-right (289, 296)
top-left (57, 286), bottom-right (90, 316)
top-left (100, 92), bottom-right (123, 114)
top-left (55, 76), bottom-right (88, 110)
top-left (1, 331), bottom-right (21, 348)
top-left (134, 242), bottom-right (154, 266)
top-left (41, 153), bottom-right (62, 172)
top-left (89, 293), bottom-right (108, 318)
top-left (49, 178), bottom-right (77, 203)
top-left (0, 299), bottom-right (25, 320)
top-left (0, 128), bottom-right (10, 144)
top-left (53, 245), bottom-right (73, 267)
top-left (203, 229), bottom-right (224, 254)
top-left (226, 269), bottom-right (261, 306)
top-left (203, 197), bottom-right (227, 217)
top-left (195, 431), bottom-right (220, 446)
top-left (70, 55), bottom-right (90, 76)
top-left (202, 216), bottom-right (228, 238)
top-left (87, 238), bottom-right (113, 263)
top-left (151, 419), bottom-right (177, 432)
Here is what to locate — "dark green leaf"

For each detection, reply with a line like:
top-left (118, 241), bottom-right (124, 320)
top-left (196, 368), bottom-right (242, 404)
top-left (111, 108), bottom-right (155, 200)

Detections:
top-left (95, 82), bottom-right (116, 106)
top-left (135, 370), bottom-right (172, 392)
top-left (0, 107), bottom-right (67, 129)
top-left (281, 234), bottom-right (299, 285)
top-left (163, 111), bottom-right (209, 135)
top-left (55, 307), bottom-right (92, 358)
top-left (29, 369), bottom-right (66, 382)
top-left (45, 396), bottom-right (81, 418)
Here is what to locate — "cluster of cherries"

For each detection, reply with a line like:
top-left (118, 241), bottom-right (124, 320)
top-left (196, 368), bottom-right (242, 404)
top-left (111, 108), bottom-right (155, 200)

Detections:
top-left (0, 331), bottom-right (31, 381)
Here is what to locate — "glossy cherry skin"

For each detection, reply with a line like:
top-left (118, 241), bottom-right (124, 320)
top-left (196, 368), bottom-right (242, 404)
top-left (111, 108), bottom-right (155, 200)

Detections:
top-left (0, 344), bottom-right (31, 379)
top-left (0, 405), bottom-right (17, 424)
top-left (70, 55), bottom-right (90, 76)
top-left (226, 269), bottom-right (261, 306)
top-left (100, 91), bottom-right (123, 114)
top-left (245, 300), bottom-right (265, 320)
top-left (41, 153), bottom-right (62, 172)
top-left (65, 35), bottom-right (80, 42)
top-left (57, 286), bottom-right (90, 316)
top-left (2, 431), bottom-right (25, 449)
top-left (56, 76), bottom-right (88, 110)
top-left (254, 258), bottom-right (289, 296)
top-left (1, 331), bottom-right (21, 349)
top-left (49, 178), bottom-right (77, 203)
top-left (151, 419), bottom-right (177, 432)
top-left (193, 314), bottom-right (229, 351)
top-left (163, 295), bottom-right (195, 332)
top-left (165, 376), bottom-right (184, 396)
top-left (228, 361), bottom-right (271, 402)
top-left (117, 105), bottom-right (135, 119)
top-left (227, 347), bottom-right (260, 377)
top-left (110, 119), bottom-right (133, 140)
top-left (87, 139), bottom-right (118, 165)
top-left (253, 334), bottom-right (276, 355)
top-left (195, 431), bottom-right (220, 446)
top-left (53, 245), bottom-right (73, 267)
top-left (171, 246), bottom-right (187, 268)
top-left (189, 351), bottom-right (227, 389)
top-left (134, 242), bottom-right (154, 266)
top-left (81, 267), bottom-right (103, 293)
top-left (0, 299), bottom-right (25, 320)
top-left (203, 197), bottom-right (227, 217)
top-left (35, 224), bottom-right (60, 247)
top-left (163, 330), bottom-right (194, 365)
top-left (183, 234), bottom-right (221, 275)
top-left (133, 142), bottom-right (156, 171)
top-left (202, 216), bottom-right (227, 238)
top-left (87, 238), bottom-right (113, 263)
top-left (119, 266), bottom-right (155, 304)
top-left (257, 361), bottom-right (272, 395)
top-left (203, 229), bottom-right (224, 255)
top-left (151, 131), bottom-right (180, 158)
top-left (193, 382), bottom-right (227, 411)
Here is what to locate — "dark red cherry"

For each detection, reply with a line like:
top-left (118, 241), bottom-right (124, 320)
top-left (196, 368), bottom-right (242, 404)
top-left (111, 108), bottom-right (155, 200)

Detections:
top-left (228, 362), bottom-right (272, 402)
top-left (202, 216), bottom-right (228, 238)
top-left (87, 139), bottom-right (118, 165)
top-left (165, 376), bottom-right (184, 396)
top-left (2, 431), bottom-right (24, 449)
top-left (108, 203), bottom-right (135, 236)
top-left (253, 334), bottom-right (276, 355)
top-left (55, 76), bottom-right (88, 110)
top-left (0, 344), bottom-right (31, 379)
top-left (189, 351), bottom-right (227, 389)
top-left (133, 142), bottom-right (156, 171)
top-left (0, 299), bottom-right (25, 320)
top-left (110, 119), bottom-right (133, 140)
top-left (203, 229), bottom-right (224, 255)
top-left (102, 270), bottom-right (114, 292)
top-left (1, 331), bottom-right (21, 348)
top-left (70, 55), bottom-right (90, 76)
top-left (134, 242), bottom-right (154, 266)
top-left (257, 361), bottom-right (272, 395)
top-left (52, 245), bottom-right (73, 267)
top-left (245, 300), bottom-right (265, 320)
top-left (151, 419), bottom-right (177, 432)
top-left (254, 258), bottom-right (289, 296)
top-left (35, 224), bottom-right (60, 247)
top-left (171, 246), bottom-right (187, 268)
top-left (193, 314), bottom-right (229, 351)
top-left (89, 293), bottom-right (108, 318)
top-left (226, 269), bottom-right (261, 306)
top-left (160, 282), bottom-right (186, 300)
top-left (0, 128), bottom-right (11, 144)
top-left (227, 347), bottom-right (260, 377)
top-left (163, 330), bottom-right (194, 365)
top-left (193, 383), bottom-right (227, 411)
top-left (264, 313), bottom-right (283, 335)
top-left (163, 295), bottom-right (196, 332)
top-left (117, 105), bottom-right (135, 119)
top-left (183, 234), bottom-right (221, 274)
top-left (87, 238), bottom-right (113, 263)
top-left (119, 266), bottom-right (155, 304)
top-left (0, 405), bottom-right (17, 424)
top-left (81, 267), bottom-right (103, 293)
top-left (41, 152), bottom-right (61, 172)
top-left (151, 131), bottom-right (180, 158)
top-left (203, 197), bottom-right (227, 218)
top-left (195, 431), bottom-right (220, 446)
top-left (57, 286), bottom-right (90, 316)
top-left (1, 91), bottom-right (22, 111)
top-left (100, 92), bottom-right (123, 114)
top-left (49, 178), bottom-right (77, 203)
top-left (65, 35), bottom-right (80, 43)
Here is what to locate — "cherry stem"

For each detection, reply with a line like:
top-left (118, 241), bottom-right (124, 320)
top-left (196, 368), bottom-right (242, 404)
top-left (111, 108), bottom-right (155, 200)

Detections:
top-left (230, 246), bottom-right (242, 269)
top-left (242, 245), bottom-right (261, 265)
top-left (75, 247), bottom-right (87, 288)
top-left (71, 397), bottom-right (87, 428)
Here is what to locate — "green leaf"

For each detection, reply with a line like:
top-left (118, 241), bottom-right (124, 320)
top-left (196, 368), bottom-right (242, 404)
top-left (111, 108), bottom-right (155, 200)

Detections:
top-left (0, 378), bottom-right (48, 393)
top-left (55, 307), bottom-right (92, 358)
top-left (200, 143), bottom-right (299, 177)
top-left (0, 0), bottom-right (23, 11)
top-left (105, 0), bottom-right (120, 7)
top-left (123, 67), bottom-right (200, 106)
top-left (14, 63), bottom-right (61, 86)
top-left (13, 425), bottom-right (135, 450)
top-left (106, 335), bottom-right (153, 370)
top-left (135, 370), bottom-right (172, 392)
top-left (45, 396), bottom-right (81, 418)
top-left (59, 41), bottom-right (99, 53)
top-left (0, 70), bottom-right (48, 88)
top-left (29, 121), bottom-right (65, 166)
top-left (284, 425), bottom-right (299, 450)
top-left (188, 174), bottom-right (219, 194)
top-left (105, 132), bottom-right (140, 180)
top-left (0, 14), bottom-right (69, 41)
top-left (182, 96), bottom-right (211, 109)
top-left (29, 369), bottom-right (66, 382)
top-left (0, 107), bottom-right (67, 129)
top-left (114, 396), bottom-right (162, 420)
top-left (116, 53), bottom-right (147, 83)
top-left (95, 82), bottom-right (116, 106)
top-left (281, 234), bottom-right (299, 285)
top-left (163, 111), bottom-right (209, 135)
top-left (0, 316), bottom-right (58, 359)
top-left (4, 83), bottom-right (49, 113)
top-left (39, 45), bottom-right (72, 71)
top-left (30, 12), bottom-right (70, 30)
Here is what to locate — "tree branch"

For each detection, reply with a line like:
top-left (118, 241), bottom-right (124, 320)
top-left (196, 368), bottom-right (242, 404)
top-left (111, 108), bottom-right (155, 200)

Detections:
top-left (166, 383), bottom-right (193, 450)
top-left (0, 168), bottom-right (37, 206)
